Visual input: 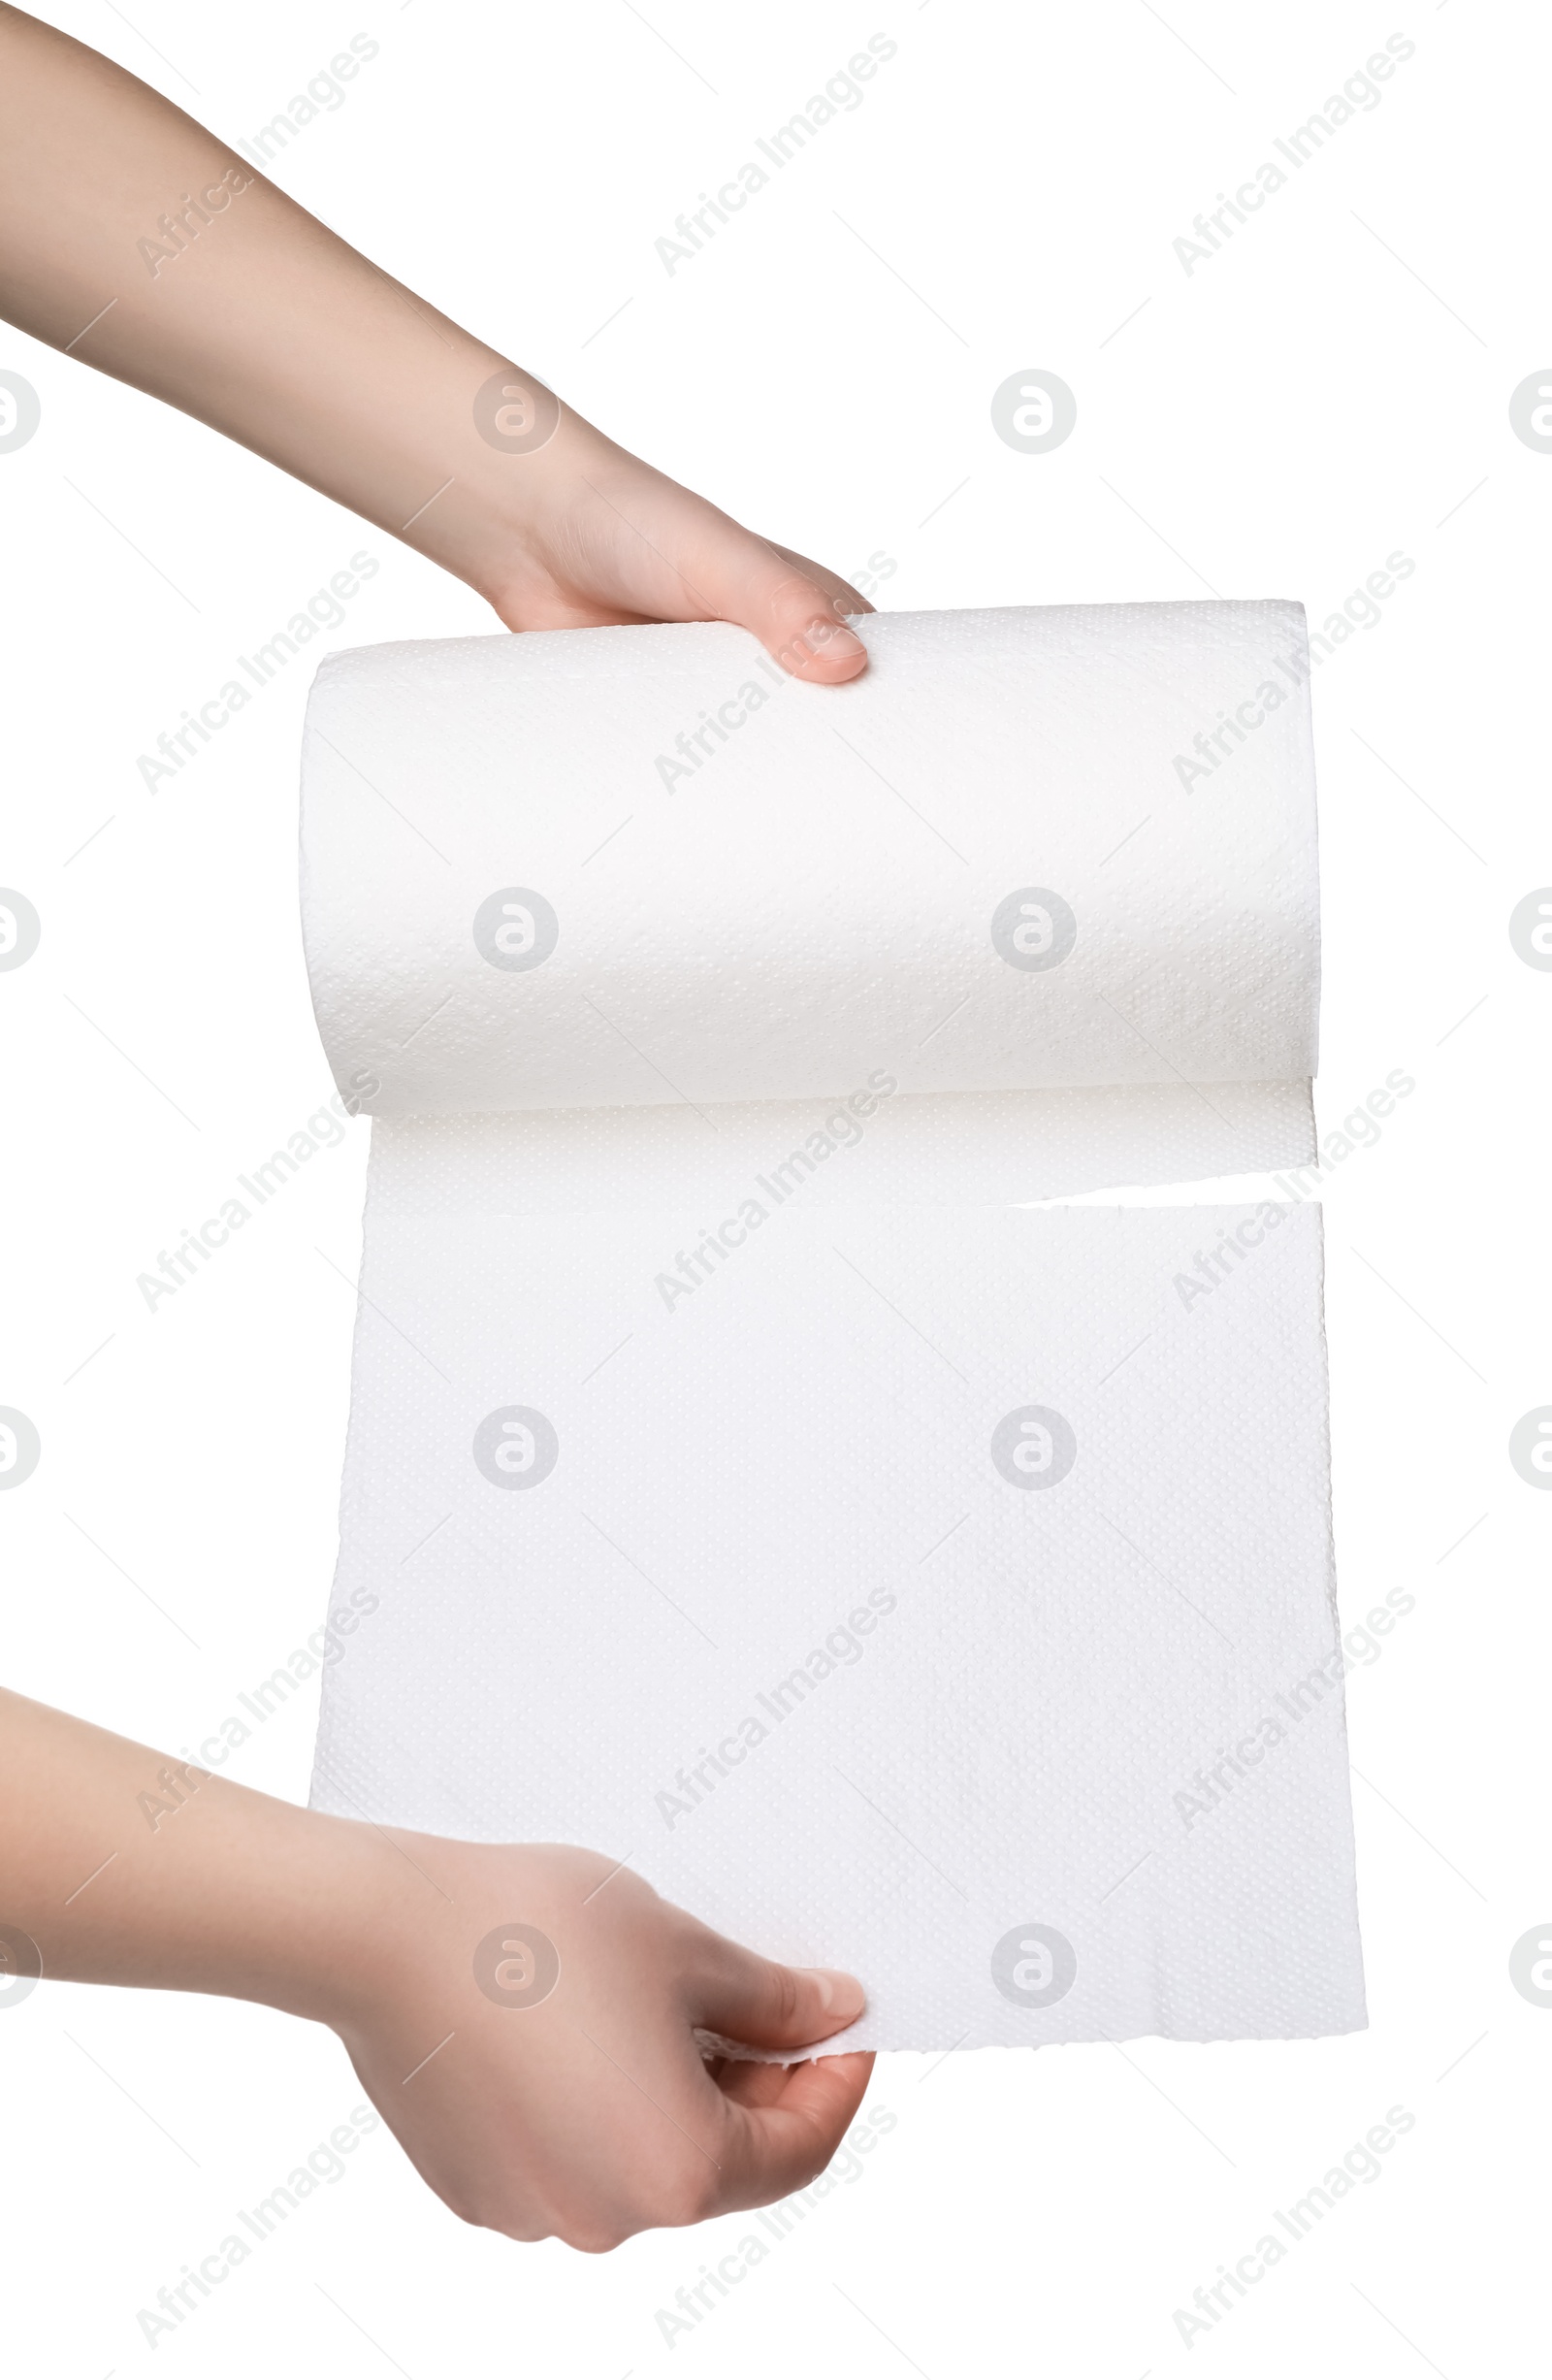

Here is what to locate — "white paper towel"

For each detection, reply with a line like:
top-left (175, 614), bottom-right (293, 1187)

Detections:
top-left (301, 602), bottom-right (1363, 2051)
top-left (301, 602), bottom-right (1320, 1132)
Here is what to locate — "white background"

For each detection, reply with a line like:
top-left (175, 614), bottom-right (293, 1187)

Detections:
top-left (2, 1), bottom-right (1548, 2371)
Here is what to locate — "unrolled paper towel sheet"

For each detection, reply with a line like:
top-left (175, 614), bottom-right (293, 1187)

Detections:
top-left (302, 602), bottom-right (1364, 2051)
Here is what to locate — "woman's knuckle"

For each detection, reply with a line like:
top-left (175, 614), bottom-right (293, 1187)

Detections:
top-left (563, 2221), bottom-right (629, 2254)
top-left (657, 2160), bottom-right (720, 2229)
top-left (768, 1962), bottom-right (801, 2029)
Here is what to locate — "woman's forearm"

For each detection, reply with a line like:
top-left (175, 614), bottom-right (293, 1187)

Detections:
top-left (0, 1682), bottom-right (875, 2248)
top-left (0, 3), bottom-right (870, 670)
top-left (0, 5), bottom-right (569, 609)
top-left (0, 1685), bottom-right (372, 2023)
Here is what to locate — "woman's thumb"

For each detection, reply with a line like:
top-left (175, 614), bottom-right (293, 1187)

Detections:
top-left (713, 540), bottom-right (871, 684)
top-left (692, 1945), bottom-right (866, 2051)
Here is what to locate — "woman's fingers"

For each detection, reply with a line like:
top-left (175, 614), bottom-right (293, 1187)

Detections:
top-left (721, 542), bottom-right (871, 681)
top-left (689, 1933), bottom-right (865, 2052)
top-left (763, 538), bottom-right (876, 620)
top-left (500, 429), bottom-right (874, 678)
top-left (714, 2052), bottom-right (877, 2208)
top-left (677, 1926), bottom-right (876, 2208)
top-left (605, 479), bottom-right (872, 680)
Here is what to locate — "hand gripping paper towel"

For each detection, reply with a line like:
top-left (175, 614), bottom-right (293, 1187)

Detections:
top-left (300, 601), bottom-right (1365, 2053)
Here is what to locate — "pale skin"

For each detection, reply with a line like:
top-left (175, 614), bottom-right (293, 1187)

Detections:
top-left (0, 6), bottom-right (875, 2246)
top-left (0, 5), bottom-right (872, 676)
top-left (1, 1692), bottom-right (872, 2247)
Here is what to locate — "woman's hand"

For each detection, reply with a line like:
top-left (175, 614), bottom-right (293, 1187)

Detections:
top-left (0, 3), bottom-right (871, 683)
top-left (471, 400), bottom-right (873, 679)
top-left (333, 1836), bottom-right (874, 2249)
top-left (0, 1688), bottom-right (873, 2249)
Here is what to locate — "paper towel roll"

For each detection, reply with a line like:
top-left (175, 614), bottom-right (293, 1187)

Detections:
top-left (301, 601), bottom-right (1319, 1136)
top-left (301, 603), bottom-right (1363, 2053)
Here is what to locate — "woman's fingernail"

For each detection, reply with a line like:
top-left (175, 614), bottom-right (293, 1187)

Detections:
top-left (802, 1967), bottom-right (861, 2013)
top-left (801, 618), bottom-right (864, 665)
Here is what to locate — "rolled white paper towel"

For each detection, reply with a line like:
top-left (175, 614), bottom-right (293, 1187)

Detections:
top-left (301, 601), bottom-right (1320, 1130)
top-left (300, 603), bottom-right (1363, 2053)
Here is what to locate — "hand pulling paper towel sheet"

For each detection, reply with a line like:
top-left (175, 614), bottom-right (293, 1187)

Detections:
top-left (301, 601), bottom-right (1365, 2052)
